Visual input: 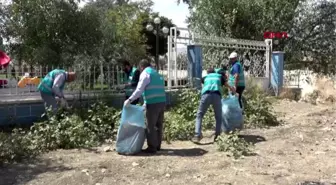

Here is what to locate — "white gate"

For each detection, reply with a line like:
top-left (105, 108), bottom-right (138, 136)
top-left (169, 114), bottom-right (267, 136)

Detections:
top-left (166, 27), bottom-right (273, 90)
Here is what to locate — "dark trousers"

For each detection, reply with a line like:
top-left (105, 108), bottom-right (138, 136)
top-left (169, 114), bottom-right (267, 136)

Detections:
top-left (235, 86), bottom-right (245, 109)
top-left (125, 95), bottom-right (139, 105)
top-left (145, 102), bottom-right (165, 151)
top-left (40, 92), bottom-right (57, 113)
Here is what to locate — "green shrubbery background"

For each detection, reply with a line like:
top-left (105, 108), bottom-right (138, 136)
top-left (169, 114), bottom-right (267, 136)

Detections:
top-left (0, 84), bottom-right (281, 164)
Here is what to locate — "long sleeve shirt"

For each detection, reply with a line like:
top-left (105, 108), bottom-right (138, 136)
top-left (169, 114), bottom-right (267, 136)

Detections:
top-left (128, 68), bottom-right (151, 102)
top-left (52, 72), bottom-right (67, 98)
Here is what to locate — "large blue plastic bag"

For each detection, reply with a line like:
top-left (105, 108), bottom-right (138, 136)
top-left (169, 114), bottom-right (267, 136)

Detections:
top-left (116, 104), bottom-right (146, 155)
top-left (221, 95), bottom-right (244, 133)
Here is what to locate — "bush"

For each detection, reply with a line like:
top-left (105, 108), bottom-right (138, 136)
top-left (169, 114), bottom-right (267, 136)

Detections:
top-left (164, 84), bottom-right (281, 142)
top-left (215, 132), bottom-right (252, 159)
top-left (29, 102), bottom-right (120, 150)
top-left (244, 85), bottom-right (281, 128)
top-left (0, 102), bottom-right (121, 164)
top-left (164, 112), bottom-right (194, 142)
top-left (164, 89), bottom-right (215, 143)
top-left (0, 130), bottom-right (37, 164)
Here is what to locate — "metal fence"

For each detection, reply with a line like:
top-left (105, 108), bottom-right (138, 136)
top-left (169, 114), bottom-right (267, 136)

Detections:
top-left (283, 70), bottom-right (302, 88)
top-left (0, 62), bottom-right (192, 97)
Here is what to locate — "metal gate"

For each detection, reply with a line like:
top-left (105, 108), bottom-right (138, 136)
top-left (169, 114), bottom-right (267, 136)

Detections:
top-left (166, 27), bottom-right (273, 90)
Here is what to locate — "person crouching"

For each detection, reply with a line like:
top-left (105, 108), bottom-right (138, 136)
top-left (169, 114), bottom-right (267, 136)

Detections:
top-left (38, 69), bottom-right (76, 112)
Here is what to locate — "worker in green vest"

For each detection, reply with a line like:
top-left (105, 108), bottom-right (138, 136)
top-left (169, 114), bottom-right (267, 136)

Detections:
top-left (228, 52), bottom-right (245, 109)
top-left (38, 69), bottom-right (76, 112)
top-left (122, 60), bottom-right (140, 105)
top-left (192, 68), bottom-right (235, 143)
top-left (123, 59), bottom-right (166, 154)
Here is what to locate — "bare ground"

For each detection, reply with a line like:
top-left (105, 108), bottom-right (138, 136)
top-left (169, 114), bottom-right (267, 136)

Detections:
top-left (1, 100), bottom-right (336, 185)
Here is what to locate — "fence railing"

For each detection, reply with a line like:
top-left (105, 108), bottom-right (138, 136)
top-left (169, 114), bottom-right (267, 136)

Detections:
top-left (0, 63), bottom-right (192, 97)
top-left (283, 70), bottom-right (301, 88)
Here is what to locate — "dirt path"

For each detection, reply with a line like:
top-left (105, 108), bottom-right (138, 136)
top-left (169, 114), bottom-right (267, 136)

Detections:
top-left (1, 100), bottom-right (336, 185)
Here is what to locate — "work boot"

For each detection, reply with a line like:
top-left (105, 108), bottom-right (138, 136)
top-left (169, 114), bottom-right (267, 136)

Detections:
top-left (191, 135), bottom-right (203, 143)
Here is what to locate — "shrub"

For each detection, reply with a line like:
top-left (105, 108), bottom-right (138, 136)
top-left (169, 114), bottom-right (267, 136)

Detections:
top-left (29, 102), bottom-right (120, 150)
top-left (164, 83), bottom-right (281, 142)
top-left (215, 132), bottom-right (252, 159)
top-left (0, 102), bottom-right (121, 164)
top-left (244, 85), bottom-right (281, 128)
top-left (164, 89), bottom-right (215, 142)
top-left (164, 112), bottom-right (194, 143)
top-left (0, 130), bottom-right (37, 165)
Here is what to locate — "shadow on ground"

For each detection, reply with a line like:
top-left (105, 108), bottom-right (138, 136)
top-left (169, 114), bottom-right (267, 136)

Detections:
top-left (0, 158), bottom-right (72, 185)
top-left (298, 181), bottom-right (336, 185)
top-left (238, 134), bottom-right (266, 144)
top-left (193, 141), bottom-right (214, 146)
top-left (193, 134), bottom-right (267, 146)
top-left (134, 148), bottom-right (208, 157)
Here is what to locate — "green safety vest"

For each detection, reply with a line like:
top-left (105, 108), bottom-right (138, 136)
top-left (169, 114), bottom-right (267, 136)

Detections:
top-left (142, 67), bottom-right (166, 104)
top-left (229, 61), bottom-right (245, 87)
top-left (118, 72), bottom-right (128, 84)
top-left (125, 67), bottom-right (138, 96)
top-left (201, 73), bottom-right (223, 96)
top-left (38, 69), bottom-right (66, 95)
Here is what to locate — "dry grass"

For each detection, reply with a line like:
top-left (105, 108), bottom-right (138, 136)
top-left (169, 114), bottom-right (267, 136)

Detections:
top-left (301, 76), bottom-right (336, 105)
top-left (279, 87), bottom-right (301, 101)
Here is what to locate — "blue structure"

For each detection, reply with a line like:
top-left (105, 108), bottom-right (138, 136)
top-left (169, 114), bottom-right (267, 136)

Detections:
top-left (271, 51), bottom-right (284, 96)
top-left (187, 45), bottom-right (203, 90)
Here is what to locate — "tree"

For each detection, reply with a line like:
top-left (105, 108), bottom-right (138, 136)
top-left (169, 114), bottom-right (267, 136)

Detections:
top-left (179, 0), bottom-right (300, 40)
top-left (0, 0), bottom-right (102, 66)
top-left (285, 0), bottom-right (336, 74)
top-left (83, 0), bottom-right (150, 64)
top-left (178, 0), bottom-right (336, 75)
top-left (141, 12), bottom-right (179, 58)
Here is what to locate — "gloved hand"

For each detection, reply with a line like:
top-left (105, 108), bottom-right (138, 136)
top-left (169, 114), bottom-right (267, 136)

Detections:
top-left (123, 99), bottom-right (131, 107)
top-left (142, 103), bottom-right (146, 112)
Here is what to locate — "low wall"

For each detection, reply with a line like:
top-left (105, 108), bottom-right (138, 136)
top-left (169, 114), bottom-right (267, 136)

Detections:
top-left (246, 77), bottom-right (269, 91)
top-left (0, 90), bottom-right (180, 126)
top-left (0, 76), bottom-right (272, 126)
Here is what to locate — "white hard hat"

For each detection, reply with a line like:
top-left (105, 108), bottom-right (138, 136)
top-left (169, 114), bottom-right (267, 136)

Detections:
top-left (229, 52), bottom-right (238, 59)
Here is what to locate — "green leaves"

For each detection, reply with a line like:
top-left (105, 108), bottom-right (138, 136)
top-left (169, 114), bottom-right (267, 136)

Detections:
top-left (215, 132), bottom-right (253, 159)
top-left (142, 12), bottom-right (177, 58)
top-left (244, 81), bottom-right (281, 128)
top-left (285, 0), bottom-right (336, 74)
top-left (163, 89), bottom-right (215, 143)
top-left (0, 102), bottom-right (121, 164)
top-left (163, 84), bottom-right (281, 143)
top-left (187, 0), bottom-right (302, 39)
top-left (1, 0), bottom-right (102, 66)
top-left (183, 0), bottom-right (336, 75)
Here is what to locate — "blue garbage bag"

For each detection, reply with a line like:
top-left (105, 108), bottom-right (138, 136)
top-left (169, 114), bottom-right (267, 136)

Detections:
top-left (221, 95), bottom-right (244, 133)
top-left (116, 104), bottom-right (146, 155)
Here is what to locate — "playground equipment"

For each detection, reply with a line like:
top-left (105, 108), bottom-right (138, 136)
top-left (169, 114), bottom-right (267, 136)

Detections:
top-left (17, 73), bottom-right (41, 88)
